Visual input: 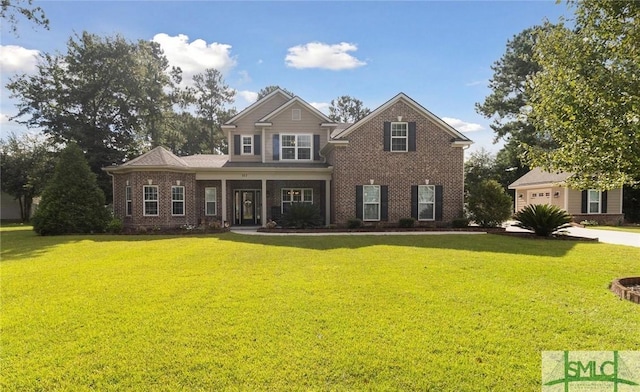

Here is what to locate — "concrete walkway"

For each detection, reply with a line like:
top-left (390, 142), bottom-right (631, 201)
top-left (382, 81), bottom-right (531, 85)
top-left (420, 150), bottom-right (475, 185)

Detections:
top-left (231, 225), bottom-right (640, 248)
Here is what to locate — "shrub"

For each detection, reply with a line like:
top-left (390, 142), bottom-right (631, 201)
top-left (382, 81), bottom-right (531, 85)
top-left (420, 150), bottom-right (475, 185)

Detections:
top-left (106, 217), bottom-right (123, 234)
top-left (398, 217), bottom-right (416, 228)
top-left (513, 204), bottom-right (572, 236)
top-left (280, 203), bottom-right (323, 229)
top-left (32, 144), bottom-right (110, 235)
top-left (347, 218), bottom-right (363, 229)
top-left (452, 217), bottom-right (470, 228)
top-left (466, 179), bottom-right (513, 228)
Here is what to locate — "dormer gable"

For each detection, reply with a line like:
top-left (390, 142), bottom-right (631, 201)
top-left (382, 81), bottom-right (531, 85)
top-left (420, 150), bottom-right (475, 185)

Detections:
top-left (258, 96), bottom-right (333, 125)
top-left (222, 88), bottom-right (292, 130)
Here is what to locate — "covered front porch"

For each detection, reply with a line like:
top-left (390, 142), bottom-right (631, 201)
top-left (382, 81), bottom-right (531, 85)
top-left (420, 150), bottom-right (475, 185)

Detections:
top-left (196, 167), bottom-right (332, 227)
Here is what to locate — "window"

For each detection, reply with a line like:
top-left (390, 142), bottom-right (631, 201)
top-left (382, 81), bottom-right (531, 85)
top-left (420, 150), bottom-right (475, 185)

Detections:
top-left (281, 134), bottom-right (312, 160)
top-left (292, 109), bottom-right (301, 121)
top-left (172, 186), bottom-right (185, 216)
top-left (205, 187), bottom-right (217, 216)
top-left (281, 188), bottom-right (313, 213)
top-left (241, 136), bottom-right (253, 155)
top-left (391, 122), bottom-right (408, 152)
top-left (125, 186), bottom-right (132, 216)
top-left (143, 185), bottom-right (158, 216)
top-left (363, 185), bottom-right (380, 221)
top-left (588, 189), bottom-right (601, 214)
top-left (418, 185), bottom-right (435, 221)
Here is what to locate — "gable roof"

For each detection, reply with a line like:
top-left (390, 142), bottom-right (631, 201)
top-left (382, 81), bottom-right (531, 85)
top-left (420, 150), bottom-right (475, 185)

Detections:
top-left (332, 93), bottom-right (472, 143)
top-left (223, 88), bottom-right (292, 127)
top-left (258, 96), bottom-right (332, 123)
top-left (508, 167), bottom-right (572, 189)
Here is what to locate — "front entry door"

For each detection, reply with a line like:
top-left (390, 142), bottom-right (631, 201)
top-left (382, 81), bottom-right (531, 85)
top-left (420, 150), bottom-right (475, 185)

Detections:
top-left (235, 190), bottom-right (261, 225)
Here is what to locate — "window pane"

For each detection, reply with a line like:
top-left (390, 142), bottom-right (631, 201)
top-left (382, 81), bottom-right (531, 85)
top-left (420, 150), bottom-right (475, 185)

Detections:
top-left (173, 202), bottom-right (183, 215)
top-left (145, 202), bottom-right (158, 215)
top-left (589, 202), bottom-right (599, 213)
top-left (298, 148), bottom-right (311, 160)
top-left (391, 123), bottom-right (407, 136)
top-left (297, 135), bottom-right (311, 147)
top-left (205, 188), bottom-right (216, 202)
top-left (144, 186), bottom-right (158, 201)
top-left (363, 185), bottom-right (380, 203)
top-left (282, 135), bottom-right (296, 147)
top-left (419, 186), bottom-right (435, 203)
top-left (419, 204), bottom-right (434, 220)
top-left (364, 204), bottom-right (379, 220)
top-left (282, 147), bottom-right (296, 160)
top-left (303, 189), bottom-right (312, 202)
top-left (589, 190), bottom-right (600, 202)
top-left (206, 202), bottom-right (215, 215)
top-left (172, 187), bottom-right (184, 201)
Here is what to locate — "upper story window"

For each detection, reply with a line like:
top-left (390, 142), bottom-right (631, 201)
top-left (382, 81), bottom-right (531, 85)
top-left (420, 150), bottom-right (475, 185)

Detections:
top-left (391, 122), bottom-right (408, 152)
top-left (281, 134), bottom-right (312, 160)
top-left (143, 185), bottom-right (158, 216)
top-left (363, 185), bottom-right (380, 221)
top-left (241, 136), bottom-right (253, 155)
top-left (172, 186), bottom-right (185, 216)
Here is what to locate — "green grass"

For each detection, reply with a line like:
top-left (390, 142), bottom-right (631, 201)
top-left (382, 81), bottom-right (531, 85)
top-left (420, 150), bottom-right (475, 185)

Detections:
top-left (2, 226), bottom-right (639, 391)
top-left (585, 225), bottom-right (640, 233)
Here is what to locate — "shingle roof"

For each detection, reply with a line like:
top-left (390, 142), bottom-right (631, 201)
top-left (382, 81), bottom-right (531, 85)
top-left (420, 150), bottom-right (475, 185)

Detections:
top-left (180, 155), bottom-right (229, 168)
top-left (120, 146), bottom-right (187, 168)
top-left (508, 167), bottom-right (572, 188)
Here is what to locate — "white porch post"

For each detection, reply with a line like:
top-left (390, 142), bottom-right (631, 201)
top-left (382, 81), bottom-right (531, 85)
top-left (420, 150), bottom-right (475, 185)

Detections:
top-left (261, 178), bottom-right (267, 227)
top-left (325, 179), bottom-right (331, 226)
top-left (221, 179), bottom-right (227, 225)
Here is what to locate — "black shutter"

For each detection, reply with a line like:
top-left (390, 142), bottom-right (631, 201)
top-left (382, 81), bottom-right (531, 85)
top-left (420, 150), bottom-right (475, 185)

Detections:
top-left (313, 134), bottom-right (321, 161)
top-left (411, 185), bottom-right (418, 219)
top-left (581, 190), bottom-right (588, 213)
top-left (381, 185), bottom-right (389, 221)
top-left (383, 122), bottom-right (391, 151)
top-left (254, 135), bottom-right (261, 156)
top-left (601, 190), bottom-right (608, 213)
top-left (435, 185), bottom-right (443, 221)
top-left (273, 134), bottom-right (279, 161)
top-left (408, 122), bottom-right (417, 151)
top-left (355, 185), bottom-right (363, 219)
top-left (233, 135), bottom-right (241, 155)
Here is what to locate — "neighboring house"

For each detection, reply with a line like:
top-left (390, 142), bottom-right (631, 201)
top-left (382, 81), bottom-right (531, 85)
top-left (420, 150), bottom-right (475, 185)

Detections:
top-left (104, 89), bottom-right (472, 228)
top-left (508, 168), bottom-right (624, 225)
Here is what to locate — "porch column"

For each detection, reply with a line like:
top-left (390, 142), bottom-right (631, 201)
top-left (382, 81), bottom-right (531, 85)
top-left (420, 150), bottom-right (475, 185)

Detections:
top-left (221, 179), bottom-right (227, 225)
top-left (325, 179), bottom-right (331, 226)
top-left (261, 178), bottom-right (267, 227)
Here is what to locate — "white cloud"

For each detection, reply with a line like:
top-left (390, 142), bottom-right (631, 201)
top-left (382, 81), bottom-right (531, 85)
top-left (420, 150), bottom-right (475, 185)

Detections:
top-left (310, 102), bottom-right (330, 114)
top-left (0, 45), bottom-right (39, 74)
top-left (285, 42), bottom-right (366, 70)
top-left (237, 70), bottom-right (251, 84)
top-left (152, 33), bottom-right (236, 86)
top-left (236, 90), bottom-right (258, 106)
top-left (0, 112), bottom-right (10, 124)
top-left (442, 117), bottom-right (484, 132)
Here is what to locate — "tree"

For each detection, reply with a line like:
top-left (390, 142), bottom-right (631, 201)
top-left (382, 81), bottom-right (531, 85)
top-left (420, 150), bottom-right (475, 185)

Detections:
top-left (328, 96), bottom-right (371, 123)
top-left (526, 1), bottom-right (640, 189)
top-left (190, 68), bottom-right (235, 154)
top-left (466, 179), bottom-right (513, 228)
top-left (1, 0), bottom-right (49, 35)
top-left (6, 31), bottom-right (178, 197)
top-left (256, 85), bottom-right (294, 100)
top-left (475, 25), bottom-right (557, 188)
top-left (464, 148), bottom-right (498, 195)
top-left (0, 132), bottom-right (56, 221)
top-left (32, 143), bottom-right (110, 235)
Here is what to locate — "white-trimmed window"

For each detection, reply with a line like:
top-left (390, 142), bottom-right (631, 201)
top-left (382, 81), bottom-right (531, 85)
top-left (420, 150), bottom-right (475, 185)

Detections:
top-left (282, 188), bottom-right (313, 213)
top-left (281, 134), bottom-right (312, 160)
top-left (363, 185), bottom-right (380, 221)
top-left (205, 187), bottom-right (217, 216)
top-left (418, 185), bottom-right (435, 221)
top-left (172, 186), bottom-right (185, 216)
top-left (125, 186), bottom-right (132, 216)
top-left (143, 185), bottom-right (158, 216)
top-left (391, 122), bottom-right (408, 152)
top-left (241, 135), bottom-right (253, 155)
top-left (588, 189), bottom-right (601, 214)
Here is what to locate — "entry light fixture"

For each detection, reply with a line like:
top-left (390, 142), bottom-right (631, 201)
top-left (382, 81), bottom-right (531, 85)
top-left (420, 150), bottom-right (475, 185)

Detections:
top-left (424, 179), bottom-right (430, 185)
top-left (147, 179), bottom-right (153, 185)
top-left (369, 179), bottom-right (374, 185)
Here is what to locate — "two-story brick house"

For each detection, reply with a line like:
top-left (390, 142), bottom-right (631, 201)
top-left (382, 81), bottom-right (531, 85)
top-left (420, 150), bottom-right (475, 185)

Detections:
top-left (104, 89), bottom-right (472, 228)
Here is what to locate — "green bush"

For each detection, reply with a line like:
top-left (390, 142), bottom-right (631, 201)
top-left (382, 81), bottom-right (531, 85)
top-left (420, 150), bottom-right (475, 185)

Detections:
top-left (32, 144), bottom-right (110, 235)
top-left (452, 217), bottom-right (470, 228)
top-left (347, 218), bottom-right (363, 229)
top-left (513, 204), bottom-right (572, 236)
top-left (398, 217), bottom-right (416, 228)
top-left (466, 179), bottom-right (513, 228)
top-left (106, 217), bottom-right (123, 234)
top-left (280, 203), bottom-right (323, 229)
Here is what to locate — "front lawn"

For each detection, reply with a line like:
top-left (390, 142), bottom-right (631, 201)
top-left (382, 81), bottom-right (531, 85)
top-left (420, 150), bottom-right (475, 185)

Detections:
top-left (1, 226), bottom-right (639, 390)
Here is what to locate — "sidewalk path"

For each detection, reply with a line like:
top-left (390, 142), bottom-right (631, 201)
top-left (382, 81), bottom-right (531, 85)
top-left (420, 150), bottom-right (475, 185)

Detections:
top-left (506, 224), bottom-right (640, 248)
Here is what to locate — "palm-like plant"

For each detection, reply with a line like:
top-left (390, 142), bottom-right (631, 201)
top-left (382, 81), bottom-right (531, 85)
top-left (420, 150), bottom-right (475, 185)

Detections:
top-left (513, 204), bottom-right (573, 237)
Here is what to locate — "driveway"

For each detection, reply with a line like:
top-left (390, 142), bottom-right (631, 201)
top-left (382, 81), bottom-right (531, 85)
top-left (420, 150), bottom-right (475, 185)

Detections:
top-left (506, 223), bottom-right (640, 248)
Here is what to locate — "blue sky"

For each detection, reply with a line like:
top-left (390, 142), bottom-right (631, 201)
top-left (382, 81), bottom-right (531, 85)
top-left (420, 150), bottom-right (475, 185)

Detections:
top-left (0, 1), bottom-right (574, 154)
